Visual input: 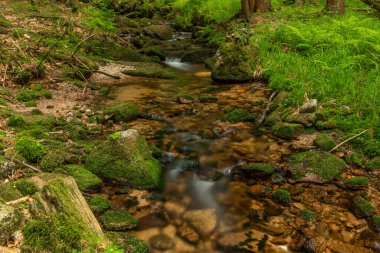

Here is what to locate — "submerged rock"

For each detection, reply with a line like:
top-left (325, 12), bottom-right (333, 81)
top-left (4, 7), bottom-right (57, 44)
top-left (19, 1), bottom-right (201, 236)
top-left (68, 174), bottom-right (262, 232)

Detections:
top-left (211, 43), bottom-right (257, 83)
top-left (183, 208), bottom-right (218, 238)
top-left (85, 129), bottom-right (162, 189)
top-left (287, 151), bottom-right (346, 182)
top-left (149, 234), bottom-right (175, 250)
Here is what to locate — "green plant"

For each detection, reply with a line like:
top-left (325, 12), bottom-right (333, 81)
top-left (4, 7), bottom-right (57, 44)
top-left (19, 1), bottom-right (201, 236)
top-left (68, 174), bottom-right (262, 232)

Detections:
top-left (15, 138), bottom-right (47, 163)
top-left (271, 189), bottom-right (291, 204)
top-left (299, 209), bottom-right (316, 220)
top-left (40, 152), bottom-right (65, 172)
top-left (15, 179), bottom-right (38, 196)
top-left (352, 196), bottom-right (376, 217)
top-left (221, 108), bottom-right (255, 122)
top-left (100, 210), bottom-right (138, 231)
top-left (7, 115), bottom-right (25, 127)
top-left (344, 176), bottom-right (369, 187)
top-left (89, 195), bottom-right (111, 214)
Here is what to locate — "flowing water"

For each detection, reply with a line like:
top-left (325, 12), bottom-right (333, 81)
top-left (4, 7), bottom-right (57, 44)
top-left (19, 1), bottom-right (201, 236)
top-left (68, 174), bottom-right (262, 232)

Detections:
top-left (101, 58), bottom-right (379, 252)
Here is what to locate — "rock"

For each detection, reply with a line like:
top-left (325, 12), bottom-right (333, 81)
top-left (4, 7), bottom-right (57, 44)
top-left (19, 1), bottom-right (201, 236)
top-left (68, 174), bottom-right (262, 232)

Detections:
top-left (183, 209), bottom-right (218, 238)
top-left (269, 92), bottom-right (289, 113)
top-left (104, 102), bottom-right (139, 122)
top-left (121, 62), bottom-right (176, 79)
top-left (313, 134), bottom-right (336, 151)
top-left (144, 25), bottom-right (173, 40)
top-left (300, 99), bottom-right (318, 113)
top-left (0, 203), bottom-right (21, 245)
top-left (100, 210), bottom-right (138, 231)
top-left (303, 237), bottom-right (328, 253)
top-left (61, 165), bottom-right (103, 192)
top-left (272, 123), bottom-right (304, 140)
top-left (240, 163), bottom-right (277, 176)
top-left (177, 224), bottom-right (200, 244)
top-left (211, 43), bottom-right (257, 83)
top-left (149, 234), bottom-right (175, 250)
top-left (85, 129), bottom-right (162, 189)
top-left (287, 113), bottom-right (316, 127)
top-left (287, 151), bottom-right (346, 182)
top-left (350, 196), bottom-right (375, 218)
top-left (0, 157), bottom-right (15, 180)
top-left (164, 201), bottom-right (186, 221)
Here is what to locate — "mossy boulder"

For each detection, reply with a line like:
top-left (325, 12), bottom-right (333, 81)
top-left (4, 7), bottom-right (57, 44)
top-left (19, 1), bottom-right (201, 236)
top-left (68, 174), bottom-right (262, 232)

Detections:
top-left (240, 163), bottom-right (276, 176)
top-left (351, 196), bottom-right (376, 218)
top-left (269, 92), bottom-right (289, 113)
top-left (211, 43), bottom-right (257, 83)
top-left (106, 232), bottom-right (149, 253)
top-left (85, 129), bottom-right (162, 189)
top-left (104, 102), bottom-right (139, 123)
top-left (265, 110), bottom-right (282, 126)
top-left (313, 134), bottom-right (336, 151)
top-left (271, 189), bottom-right (291, 204)
top-left (221, 109), bottom-right (255, 122)
top-left (287, 151), bottom-right (346, 182)
top-left (100, 210), bottom-right (138, 231)
top-left (122, 62), bottom-right (176, 79)
top-left (144, 25), bottom-right (173, 40)
top-left (59, 165), bottom-right (103, 192)
top-left (272, 123), bottom-right (304, 140)
top-left (315, 119), bottom-right (337, 130)
top-left (366, 157), bottom-right (380, 170)
top-left (15, 138), bottom-right (47, 163)
top-left (89, 195), bottom-right (111, 214)
top-left (344, 176), bottom-right (369, 189)
top-left (0, 203), bottom-right (22, 246)
top-left (0, 182), bottom-right (22, 202)
top-left (15, 179), bottom-right (38, 196)
top-left (40, 152), bottom-right (65, 172)
top-left (286, 113), bottom-right (316, 127)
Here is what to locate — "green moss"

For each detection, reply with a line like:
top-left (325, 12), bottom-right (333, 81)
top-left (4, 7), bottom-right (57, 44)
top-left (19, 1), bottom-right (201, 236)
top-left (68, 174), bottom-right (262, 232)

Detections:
top-left (40, 152), bottom-right (65, 172)
top-left (25, 100), bottom-right (37, 107)
top-left (41, 90), bottom-right (52, 99)
top-left (178, 93), bottom-right (194, 100)
top-left (89, 195), bottom-right (111, 214)
top-left (100, 210), bottom-right (138, 231)
top-left (313, 134), bottom-right (336, 151)
top-left (19, 129), bottom-right (46, 139)
top-left (59, 165), bottom-right (103, 192)
top-left (199, 95), bottom-right (218, 103)
top-left (15, 179), bottom-right (38, 196)
top-left (272, 123), bottom-right (304, 140)
top-left (299, 209), bottom-right (316, 220)
top-left (344, 176), bottom-right (369, 188)
top-left (271, 189), bottom-right (291, 204)
top-left (0, 182), bottom-right (22, 202)
top-left (16, 89), bottom-right (40, 102)
top-left (22, 213), bottom-right (82, 253)
top-left (31, 109), bottom-right (43, 115)
top-left (121, 62), bottom-right (176, 79)
top-left (288, 151), bottom-right (345, 182)
top-left (221, 108), bottom-right (255, 122)
top-left (367, 157), bottom-right (380, 170)
top-left (372, 216), bottom-right (380, 231)
top-left (106, 232), bottom-right (149, 253)
top-left (15, 138), bottom-right (47, 163)
top-left (6, 115), bottom-right (25, 127)
top-left (352, 196), bottom-right (376, 218)
top-left (123, 197), bottom-right (138, 209)
top-left (315, 119), bottom-right (337, 130)
top-left (364, 140), bottom-right (380, 158)
top-left (240, 163), bottom-right (276, 175)
top-left (344, 152), bottom-right (366, 167)
top-left (105, 103), bottom-right (139, 122)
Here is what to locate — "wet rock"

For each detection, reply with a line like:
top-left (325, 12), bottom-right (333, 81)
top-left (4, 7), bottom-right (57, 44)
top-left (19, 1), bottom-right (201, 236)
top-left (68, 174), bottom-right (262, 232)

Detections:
top-left (211, 43), bottom-right (257, 83)
top-left (149, 233), bottom-right (176, 250)
top-left (303, 237), bottom-right (328, 253)
top-left (183, 208), bottom-right (218, 238)
top-left (144, 25), bottom-right (173, 40)
top-left (300, 99), bottom-right (318, 113)
top-left (177, 224), bottom-right (200, 244)
top-left (0, 203), bottom-right (21, 245)
top-left (164, 201), bottom-right (186, 223)
top-left (240, 163), bottom-right (276, 176)
top-left (264, 201), bottom-right (284, 216)
top-left (272, 123), bottom-right (304, 140)
top-left (327, 237), bottom-right (374, 253)
top-left (287, 151), bottom-right (346, 182)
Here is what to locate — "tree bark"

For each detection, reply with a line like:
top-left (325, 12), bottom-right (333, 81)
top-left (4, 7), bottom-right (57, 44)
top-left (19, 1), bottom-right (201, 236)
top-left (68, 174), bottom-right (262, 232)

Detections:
top-left (241, 0), bottom-right (251, 21)
top-left (361, 0), bottom-right (380, 11)
top-left (254, 0), bottom-right (272, 12)
top-left (325, 0), bottom-right (345, 14)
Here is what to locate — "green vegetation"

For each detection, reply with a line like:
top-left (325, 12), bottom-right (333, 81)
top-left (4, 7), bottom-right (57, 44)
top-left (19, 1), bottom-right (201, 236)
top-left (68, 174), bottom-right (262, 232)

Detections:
top-left (104, 103), bottom-right (139, 122)
top-left (344, 176), bottom-right (369, 188)
top-left (271, 189), bottom-right (291, 204)
top-left (59, 165), bottom-right (103, 192)
top-left (367, 157), bottom-right (380, 170)
top-left (89, 195), bottom-right (111, 214)
top-left (15, 179), bottom-right (38, 196)
top-left (372, 216), bottom-right (380, 231)
top-left (107, 232), bottom-right (149, 253)
top-left (100, 210), bottom-right (138, 231)
top-left (240, 163), bottom-right (276, 175)
top-left (15, 138), bottom-right (47, 163)
top-left (40, 152), bottom-right (65, 172)
top-left (199, 95), bottom-right (217, 103)
top-left (313, 134), bottom-right (336, 151)
top-left (122, 62), bottom-right (176, 79)
top-left (299, 209), bottom-right (316, 220)
top-left (272, 123), bottom-right (304, 140)
top-left (221, 108), bottom-right (255, 122)
top-left (7, 115), bottom-right (25, 127)
top-left (0, 182), bottom-right (22, 202)
top-left (352, 196), bottom-right (376, 218)
top-left (178, 93), bottom-right (194, 101)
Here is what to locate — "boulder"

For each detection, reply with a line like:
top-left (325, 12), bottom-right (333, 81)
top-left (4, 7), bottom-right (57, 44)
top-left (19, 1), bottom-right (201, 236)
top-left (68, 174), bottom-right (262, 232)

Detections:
top-left (0, 203), bottom-right (21, 246)
top-left (144, 25), bottom-right (173, 40)
top-left (287, 113), bottom-right (316, 127)
top-left (183, 208), bottom-right (218, 238)
top-left (272, 123), bottom-right (304, 140)
top-left (100, 210), bottom-right (138, 231)
top-left (211, 43), bottom-right (257, 83)
top-left (85, 129), bottom-right (162, 189)
top-left (149, 234), bottom-right (175, 250)
top-left (299, 99), bottom-right (318, 113)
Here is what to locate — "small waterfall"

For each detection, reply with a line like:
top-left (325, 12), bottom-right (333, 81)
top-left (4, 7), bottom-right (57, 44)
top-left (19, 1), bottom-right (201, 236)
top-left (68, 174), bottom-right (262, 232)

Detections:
top-left (188, 174), bottom-right (219, 210)
top-left (165, 56), bottom-right (182, 63)
top-left (164, 56), bottom-right (193, 71)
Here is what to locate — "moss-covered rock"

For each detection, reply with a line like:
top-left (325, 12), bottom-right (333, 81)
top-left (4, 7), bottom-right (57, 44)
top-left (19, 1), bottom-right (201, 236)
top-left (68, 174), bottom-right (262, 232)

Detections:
top-left (269, 92), bottom-right (289, 113)
top-left (272, 123), bottom-right (304, 140)
top-left (287, 151), bottom-right (346, 182)
top-left (100, 210), bottom-right (138, 231)
top-left (315, 119), bottom-right (337, 130)
top-left (351, 196), bottom-right (376, 218)
top-left (89, 195), bottom-right (111, 214)
top-left (59, 165), bottom-right (103, 192)
top-left (344, 152), bottom-right (366, 167)
top-left (40, 152), bottom-right (65, 172)
top-left (286, 113), bottom-right (316, 127)
top-left (15, 179), bottom-right (38, 196)
top-left (240, 163), bottom-right (276, 176)
top-left (107, 232), bottom-right (149, 253)
top-left (122, 62), bottom-right (176, 79)
top-left (0, 182), bottom-right (22, 202)
top-left (85, 129), bottom-right (162, 189)
top-left (299, 209), bottom-right (316, 220)
top-left (366, 157), bottom-right (380, 170)
top-left (271, 189), bottom-right (291, 204)
top-left (264, 110), bottom-right (282, 126)
top-left (372, 216), bottom-right (380, 232)
top-left (104, 102), bottom-right (139, 123)
top-left (211, 43), bottom-right (257, 83)
top-left (313, 134), bottom-right (336, 151)
top-left (344, 176), bottom-right (369, 189)
top-left (221, 109), bottom-right (255, 122)
top-left (0, 203), bottom-right (22, 246)
top-left (199, 95), bottom-right (217, 103)
top-left (144, 25), bottom-right (173, 40)
top-left (15, 138), bottom-right (47, 163)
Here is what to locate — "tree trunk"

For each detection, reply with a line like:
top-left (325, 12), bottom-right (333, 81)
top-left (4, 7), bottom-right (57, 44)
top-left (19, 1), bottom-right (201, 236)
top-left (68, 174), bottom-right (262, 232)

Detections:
top-left (249, 0), bottom-right (256, 13)
top-left (241, 0), bottom-right (251, 21)
top-left (325, 0), bottom-right (345, 14)
top-left (361, 0), bottom-right (380, 11)
top-left (254, 0), bottom-right (272, 12)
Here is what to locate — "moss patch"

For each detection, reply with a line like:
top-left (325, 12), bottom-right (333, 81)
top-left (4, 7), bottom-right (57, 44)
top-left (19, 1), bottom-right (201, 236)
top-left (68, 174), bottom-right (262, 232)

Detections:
top-left (40, 152), bottom-right (65, 172)
top-left (0, 182), bottom-right (22, 202)
top-left (15, 179), bottom-right (38, 196)
top-left (299, 209), bottom-right (316, 220)
top-left (287, 151), bottom-right (346, 182)
top-left (240, 163), bottom-right (276, 175)
top-left (100, 210), bottom-right (138, 231)
top-left (366, 157), bottom-right (380, 171)
top-left (313, 134), bottom-right (336, 151)
top-left (15, 138), bottom-right (47, 163)
top-left (89, 195), bottom-right (111, 214)
top-left (106, 232), bottom-right (149, 253)
top-left (344, 176), bottom-right (369, 188)
top-left (272, 123), bottom-right (304, 140)
top-left (199, 95), bottom-right (217, 103)
top-left (351, 196), bottom-right (376, 218)
top-left (59, 165), bottom-right (103, 192)
top-left (104, 102), bottom-right (139, 123)
top-left (271, 189), bottom-right (291, 204)
top-left (221, 108), bottom-right (255, 122)
top-left (7, 115), bottom-right (25, 127)
top-left (122, 62), bottom-right (176, 79)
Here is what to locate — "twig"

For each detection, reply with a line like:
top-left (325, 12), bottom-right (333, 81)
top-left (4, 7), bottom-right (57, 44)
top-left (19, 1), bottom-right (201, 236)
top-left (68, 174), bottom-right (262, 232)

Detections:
top-left (257, 91), bottom-right (277, 125)
top-left (94, 70), bottom-right (121, 79)
top-left (6, 196), bottom-right (33, 205)
top-left (329, 129), bottom-right (371, 153)
top-left (2, 65), bottom-right (7, 87)
top-left (71, 34), bottom-right (95, 58)
top-left (4, 156), bottom-right (42, 173)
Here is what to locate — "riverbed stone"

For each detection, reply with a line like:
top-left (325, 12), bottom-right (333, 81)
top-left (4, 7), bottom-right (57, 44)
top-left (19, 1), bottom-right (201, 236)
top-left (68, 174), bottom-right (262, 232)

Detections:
top-left (211, 43), bottom-right (257, 83)
top-left (287, 151), bottom-right (346, 182)
top-left (0, 203), bottom-right (21, 246)
top-left (85, 129), bottom-right (162, 189)
top-left (300, 99), bottom-right (318, 113)
top-left (149, 233), bottom-right (175, 250)
top-left (144, 25), bottom-right (173, 40)
top-left (183, 208), bottom-right (218, 238)
top-left (100, 210), bottom-right (138, 231)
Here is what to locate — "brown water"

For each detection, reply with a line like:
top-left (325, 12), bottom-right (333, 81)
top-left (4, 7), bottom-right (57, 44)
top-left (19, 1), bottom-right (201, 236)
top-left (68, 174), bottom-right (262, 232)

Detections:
top-left (102, 61), bottom-right (379, 253)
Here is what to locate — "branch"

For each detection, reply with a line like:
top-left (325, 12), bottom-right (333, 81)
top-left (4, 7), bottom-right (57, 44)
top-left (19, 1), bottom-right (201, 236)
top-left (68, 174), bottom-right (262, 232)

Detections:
top-left (71, 34), bottom-right (95, 58)
top-left (94, 70), bottom-right (121, 79)
top-left (4, 156), bottom-right (42, 173)
top-left (329, 129), bottom-right (371, 153)
top-left (257, 91), bottom-right (277, 125)
top-left (360, 0), bottom-right (380, 11)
